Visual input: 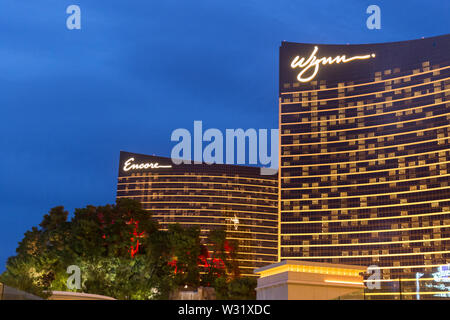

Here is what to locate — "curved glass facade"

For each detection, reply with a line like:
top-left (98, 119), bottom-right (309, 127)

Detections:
top-left (279, 35), bottom-right (450, 298)
top-left (116, 151), bottom-right (278, 276)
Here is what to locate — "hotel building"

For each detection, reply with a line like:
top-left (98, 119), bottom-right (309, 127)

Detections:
top-left (116, 151), bottom-right (278, 276)
top-left (279, 34), bottom-right (450, 298)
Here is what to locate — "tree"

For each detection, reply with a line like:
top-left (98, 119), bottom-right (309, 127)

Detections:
top-left (1, 199), bottom-right (254, 300)
top-left (214, 277), bottom-right (257, 300)
top-left (166, 224), bottom-right (202, 288)
top-left (0, 256), bottom-right (52, 299)
top-left (1, 199), bottom-right (161, 299)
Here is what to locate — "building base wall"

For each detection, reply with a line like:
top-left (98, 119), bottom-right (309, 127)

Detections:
top-left (255, 260), bottom-right (366, 300)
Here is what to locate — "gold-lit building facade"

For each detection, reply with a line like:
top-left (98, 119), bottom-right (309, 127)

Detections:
top-left (279, 35), bottom-right (450, 299)
top-left (116, 151), bottom-right (278, 276)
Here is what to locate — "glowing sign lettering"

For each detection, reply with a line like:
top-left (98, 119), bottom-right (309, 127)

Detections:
top-left (290, 46), bottom-right (376, 82)
top-left (123, 157), bottom-right (172, 172)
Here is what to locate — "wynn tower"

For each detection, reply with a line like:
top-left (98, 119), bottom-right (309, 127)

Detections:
top-left (279, 35), bottom-right (450, 299)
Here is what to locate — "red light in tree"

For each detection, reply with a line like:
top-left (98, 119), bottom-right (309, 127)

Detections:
top-left (168, 259), bottom-right (179, 274)
top-left (212, 258), bottom-right (225, 270)
top-left (127, 219), bottom-right (144, 258)
top-left (198, 245), bottom-right (210, 267)
top-left (224, 240), bottom-right (234, 253)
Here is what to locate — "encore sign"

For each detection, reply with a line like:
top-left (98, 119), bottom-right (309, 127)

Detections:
top-left (290, 46), bottom-right (376, 83)
top-left (123, 157), bottom-right (172, 172)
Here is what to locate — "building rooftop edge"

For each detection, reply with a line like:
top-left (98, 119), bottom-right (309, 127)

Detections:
top-left (281, 33), bottom-right (450, 47)
top-left (254, 260), bottom-right (367, 274)
top-left (119, 150), bottom-right (279, 173)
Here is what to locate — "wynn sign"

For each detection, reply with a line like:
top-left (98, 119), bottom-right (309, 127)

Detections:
top-left (290, 46), bottom-right (376, 82)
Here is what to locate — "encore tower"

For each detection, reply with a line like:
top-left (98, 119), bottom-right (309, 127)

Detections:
top-left (279, 35), bottom-right (450, 297)
top-left (116, 151), bottom-right (278, 276)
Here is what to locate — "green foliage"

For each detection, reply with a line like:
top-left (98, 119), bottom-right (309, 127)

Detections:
top-left (75, 256), bottom-right (163, 300)
top-left (0, 257), bottom-right (52, 299)
top-left (214, 277), bottom-right (257, 300)
top-left (167, 224), bottom-right (202, 287)
top-left (39, 206), bottom-right (69, 231)
top-left (1, 199), bottom-right (254, 300)
top-left (227, 277), bottom-right (257, 300)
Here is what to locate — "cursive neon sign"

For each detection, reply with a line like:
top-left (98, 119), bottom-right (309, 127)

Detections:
top-left (290, 46), bottom-right (376, 83)
top-left (123, 157), bottom-right (172, 172)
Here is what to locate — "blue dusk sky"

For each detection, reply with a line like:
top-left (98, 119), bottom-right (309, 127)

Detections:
top-left (0, 0), bottom-right (449, 271)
